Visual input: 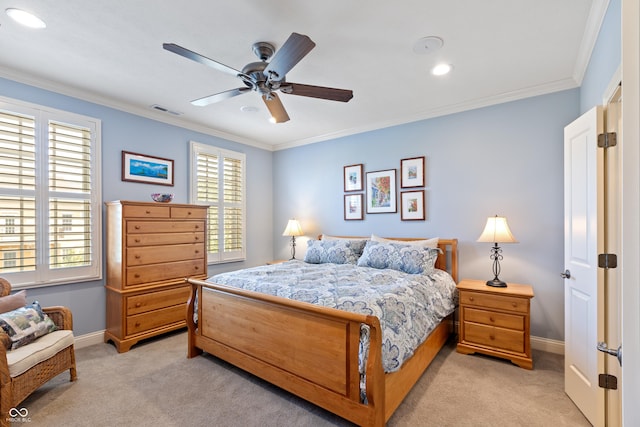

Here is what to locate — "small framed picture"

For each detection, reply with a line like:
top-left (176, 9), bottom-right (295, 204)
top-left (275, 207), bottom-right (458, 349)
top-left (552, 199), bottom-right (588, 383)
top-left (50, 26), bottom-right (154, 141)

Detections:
top-left (401, 190), bottom-right (425, 221)
top-left (344, 194), bottom-right (364, 220)
top-left (366, 169), bottom-right (397, 214)
top-left (400, 156), bottom-right (425, 188)
top-left (344, 164), bottom-right (363, 192)
top-left (122, 151), bottom-right (174, 186)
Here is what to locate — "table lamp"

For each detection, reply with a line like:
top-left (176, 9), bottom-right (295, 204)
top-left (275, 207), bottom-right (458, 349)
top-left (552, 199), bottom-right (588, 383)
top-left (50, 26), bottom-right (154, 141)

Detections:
top-left (282, 219), bottom-right (303, 259)
top-left (477, 215), bottom-right (518, 287)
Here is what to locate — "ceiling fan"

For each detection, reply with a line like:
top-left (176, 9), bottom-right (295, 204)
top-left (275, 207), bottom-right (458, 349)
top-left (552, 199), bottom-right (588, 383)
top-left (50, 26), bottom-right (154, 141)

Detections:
top-left (163, 33), bottom-right (353, 123)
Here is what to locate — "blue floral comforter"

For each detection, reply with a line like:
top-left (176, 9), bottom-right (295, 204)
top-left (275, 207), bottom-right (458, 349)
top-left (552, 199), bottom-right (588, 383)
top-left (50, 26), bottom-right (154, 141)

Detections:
top-left (206, 260), bottom-right (457, 373)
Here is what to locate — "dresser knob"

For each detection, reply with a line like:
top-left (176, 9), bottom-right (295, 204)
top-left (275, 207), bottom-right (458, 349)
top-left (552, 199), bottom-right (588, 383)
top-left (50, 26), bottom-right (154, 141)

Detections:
top-left (195, 250), bottom-right (199, 254)
top-left (135, 322), bottom-right (141, 327)
top-left (134, 274), bottom-right (140, 278)
top-left (135, 302), bottom-right (141, 308)
top-left (135, 238), bottom-right (140, 243)
top-left (489, 316), bottom-right (495, 322)
top-left (195, 225), bottom-right (200, 229)
top-left (145, 210), bottom-right (151, 214)
top-left (194, 236), bottom-right (199, 241)
top-left (135, 255), bottom-right (141, 259)
top-left (512, 302), bottom-right (517, 308)
top-left (187, 211), bottom-right (192, 215)
top-left (194, 266), bottom-right (199, 270)
top-left (489, 335), bottom-right (495, 340)
top-left (468, 296), bottom-right (474, 302)
top-left (135, 225), bottom-right (140, 230)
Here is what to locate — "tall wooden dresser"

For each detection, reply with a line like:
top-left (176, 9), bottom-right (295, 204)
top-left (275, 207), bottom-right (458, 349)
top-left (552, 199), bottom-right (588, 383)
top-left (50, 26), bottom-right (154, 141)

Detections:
top-left (105, 200), bottom-right (208, 352)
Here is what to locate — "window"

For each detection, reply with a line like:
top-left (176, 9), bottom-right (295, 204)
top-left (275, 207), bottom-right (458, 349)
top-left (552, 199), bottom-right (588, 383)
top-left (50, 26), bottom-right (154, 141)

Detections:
top-left (190, 141), bottom-right (245, 263)
top-left (0, 97), bottom-right (102, 288)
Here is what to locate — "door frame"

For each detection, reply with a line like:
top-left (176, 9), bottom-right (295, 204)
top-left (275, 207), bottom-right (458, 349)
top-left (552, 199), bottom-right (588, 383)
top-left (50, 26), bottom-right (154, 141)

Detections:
top-left (621, 0), bottom-right (640, 424)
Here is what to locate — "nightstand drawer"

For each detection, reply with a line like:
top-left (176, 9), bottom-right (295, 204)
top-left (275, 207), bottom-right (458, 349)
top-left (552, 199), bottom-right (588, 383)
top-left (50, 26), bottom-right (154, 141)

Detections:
top-left (464, 307), bottom-right (524, 330)
top-left (463, 322), bottom-right (525, 353)
top-left (459, 290), bottom-right (529, 314)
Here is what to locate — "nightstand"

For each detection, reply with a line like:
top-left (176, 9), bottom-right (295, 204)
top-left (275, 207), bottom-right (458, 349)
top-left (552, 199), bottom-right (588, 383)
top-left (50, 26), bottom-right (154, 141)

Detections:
top-left (456, 279), bottom-right (534, 369)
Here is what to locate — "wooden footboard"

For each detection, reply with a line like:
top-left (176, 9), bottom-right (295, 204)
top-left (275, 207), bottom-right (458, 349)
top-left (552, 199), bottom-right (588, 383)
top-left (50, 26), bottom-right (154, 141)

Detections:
top-left (185, 278), bottom-right (386, 426)
top-left (185, 237), bottom-right (457, 426)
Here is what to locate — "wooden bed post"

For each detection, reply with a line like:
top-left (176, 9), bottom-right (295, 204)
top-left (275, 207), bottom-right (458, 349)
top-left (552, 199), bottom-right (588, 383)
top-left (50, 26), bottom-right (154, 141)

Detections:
top-left (364, 315), bottom-right (386, 427)
top-left (185, 279), bottom-right (202, 359)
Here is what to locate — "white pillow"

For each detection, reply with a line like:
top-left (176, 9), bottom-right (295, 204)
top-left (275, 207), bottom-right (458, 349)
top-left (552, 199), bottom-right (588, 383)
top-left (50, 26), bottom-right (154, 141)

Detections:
top-left (371, 234), bottom-right (439, 249)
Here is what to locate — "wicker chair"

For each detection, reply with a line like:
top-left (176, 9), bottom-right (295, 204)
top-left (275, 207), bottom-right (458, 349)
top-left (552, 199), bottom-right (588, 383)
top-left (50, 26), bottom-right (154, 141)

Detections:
top-left (0, 278), bottom-right (77, 427)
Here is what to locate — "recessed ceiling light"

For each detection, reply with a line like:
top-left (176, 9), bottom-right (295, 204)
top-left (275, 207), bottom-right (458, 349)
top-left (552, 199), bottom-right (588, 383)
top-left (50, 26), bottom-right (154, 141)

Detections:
top-left (5, 8), bottom-right (46, 29)
top-left (240, 106), bottom-right (258, 113)
top-left (432, 63), bottom-right (453, 76)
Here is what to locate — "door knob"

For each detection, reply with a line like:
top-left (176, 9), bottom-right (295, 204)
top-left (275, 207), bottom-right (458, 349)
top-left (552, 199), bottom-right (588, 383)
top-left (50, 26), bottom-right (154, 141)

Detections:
top-left (597, 341), bottom-right (622, 366)
top-left (561, 269), bottom-right (571, 279)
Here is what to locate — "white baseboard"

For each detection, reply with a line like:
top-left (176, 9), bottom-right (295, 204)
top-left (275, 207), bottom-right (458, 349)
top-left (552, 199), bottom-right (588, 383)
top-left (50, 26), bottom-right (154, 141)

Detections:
top-left (531, 335), bottom-right (564, 355)
top-left (73, 329), bottom-right (566, 356)
top-left (74, 330), bottom-right (105, 349)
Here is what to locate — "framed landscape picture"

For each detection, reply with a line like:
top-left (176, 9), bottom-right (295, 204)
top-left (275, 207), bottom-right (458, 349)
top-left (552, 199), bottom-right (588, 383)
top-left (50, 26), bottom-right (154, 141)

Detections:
top-left (344, 164), bottom-right (363, 192)
top-left (366, 169), bottom-right (397, 213)
top-left (401, 190), bottom-right (425, 220)
top-left (122, 151), bottom-right (174, 186)
top-left (400, 156), bottom-right (425, 188)
top-left (344, 194), bottom-right (364, 220)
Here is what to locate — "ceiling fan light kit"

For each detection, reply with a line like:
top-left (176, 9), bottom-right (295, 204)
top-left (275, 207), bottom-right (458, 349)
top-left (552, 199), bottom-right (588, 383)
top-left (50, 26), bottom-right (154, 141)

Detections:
top-left (163, 32), bottom-right (353, 123)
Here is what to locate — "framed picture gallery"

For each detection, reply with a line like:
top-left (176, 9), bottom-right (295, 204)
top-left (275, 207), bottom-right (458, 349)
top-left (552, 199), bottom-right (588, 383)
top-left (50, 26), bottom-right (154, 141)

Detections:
top-left (344, 164), bottom-right (363, 192)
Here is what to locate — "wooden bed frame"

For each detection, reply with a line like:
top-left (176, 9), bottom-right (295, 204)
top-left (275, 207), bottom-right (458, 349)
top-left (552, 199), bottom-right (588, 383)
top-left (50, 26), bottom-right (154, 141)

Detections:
top-left (185, 237), bottom-right (458, 427)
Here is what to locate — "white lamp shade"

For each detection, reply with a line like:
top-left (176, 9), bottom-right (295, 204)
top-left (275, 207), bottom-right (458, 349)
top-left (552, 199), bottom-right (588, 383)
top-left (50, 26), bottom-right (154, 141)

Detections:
top-left (477, 216), bottom-right (518, 243)
top-left (282, 219), bottom-right (303, 237)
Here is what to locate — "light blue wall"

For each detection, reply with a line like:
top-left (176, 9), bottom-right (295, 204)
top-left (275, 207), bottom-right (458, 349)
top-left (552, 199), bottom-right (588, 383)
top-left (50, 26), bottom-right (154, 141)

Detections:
top-left (273, 0), bottom-right (621, 343)
top-left (274, 90), bottom-right (579, 341)
top-left (0, 77), bottom-right (274, 335)
top-left (580, 0), bottom-right (621, 113)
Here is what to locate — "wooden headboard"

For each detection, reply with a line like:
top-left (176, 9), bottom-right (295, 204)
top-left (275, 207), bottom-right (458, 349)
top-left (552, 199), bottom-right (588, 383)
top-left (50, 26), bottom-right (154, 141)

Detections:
top-left (317, 235), bottom-right (458, 283)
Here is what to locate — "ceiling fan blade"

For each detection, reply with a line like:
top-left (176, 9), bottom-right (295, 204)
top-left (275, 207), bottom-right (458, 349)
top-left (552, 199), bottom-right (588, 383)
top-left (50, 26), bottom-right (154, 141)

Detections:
top-left (281, 83), bottom-right (353, 102)
top-left (262, 93), bottom-right (290, 123)
top-left (263, 33), bottom-right (316, 81)
top-left (191, 87), bottom-right (252, 107)
top-left (163, 43), bottom-right (248, 80)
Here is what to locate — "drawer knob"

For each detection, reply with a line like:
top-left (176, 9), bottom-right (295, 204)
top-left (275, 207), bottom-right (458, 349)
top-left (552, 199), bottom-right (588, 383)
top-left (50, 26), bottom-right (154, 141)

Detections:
top-left (135, 302), bottom-right (142, 308)
top-left (135, 238), bottom-right (140, 243)
top-left (145, 210), bottom-right (151, 214)
top-left (194, 236), bottom-right (199, 241)
top-left (489, 335), bottom-right (495, 340)
top-left (489, 316), bottom-right (495, 322)
top-left (187, 211), bottom-right (192, 215)
top-left (135, 322), bottom-right (141, 327)
top-left (194, 266), bottom-right (199, 270)
top-left (195, 250), bottom-right (199, 254)
top-left (134, 274), bottom-right (140, 278)
top-left (135, 255), bottom-right (141, 259)
top-left (512, 302), bottom-right (517, 308)
top-left (135, 225), bottom-right (141, 230)
top-left (468, 296), bottom-right (474, 302)
top-left (195, 225), bottom-right (200, 229)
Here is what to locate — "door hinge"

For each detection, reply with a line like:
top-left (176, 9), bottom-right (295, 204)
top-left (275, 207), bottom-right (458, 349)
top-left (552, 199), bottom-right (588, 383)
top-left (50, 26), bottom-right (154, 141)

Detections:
top-left (598, 253), bottom-right (618, 269)
top-left (598, 132), bottom-right (617, 148)
top-left (598, 373), bottom-right (618, 390)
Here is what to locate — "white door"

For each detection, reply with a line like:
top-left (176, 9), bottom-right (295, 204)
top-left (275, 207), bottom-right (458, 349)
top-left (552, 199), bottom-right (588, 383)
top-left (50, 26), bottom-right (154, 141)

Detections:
top-left (563, 106), bottom-right (605, 426)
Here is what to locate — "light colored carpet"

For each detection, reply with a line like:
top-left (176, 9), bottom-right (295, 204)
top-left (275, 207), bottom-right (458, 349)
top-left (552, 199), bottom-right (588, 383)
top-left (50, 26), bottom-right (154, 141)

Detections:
top-left (19, 331), bottom-right (590, 426)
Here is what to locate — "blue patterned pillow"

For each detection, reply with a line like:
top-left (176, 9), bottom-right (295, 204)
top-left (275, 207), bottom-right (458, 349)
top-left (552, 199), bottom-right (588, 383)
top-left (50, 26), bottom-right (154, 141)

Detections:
top-left (357, 241), bottom-right (439, 274)
top-left (304, 239), bottom-right (364, 264)
top-left (0, 301), bottom-right (58, 350)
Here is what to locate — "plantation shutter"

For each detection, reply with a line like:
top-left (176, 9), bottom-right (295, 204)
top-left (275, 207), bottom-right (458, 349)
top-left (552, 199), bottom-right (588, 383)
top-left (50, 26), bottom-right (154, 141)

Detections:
top-left (0, 100), bottom-right (101, 288)
top-left (191, 141), bottom-right (245, 263)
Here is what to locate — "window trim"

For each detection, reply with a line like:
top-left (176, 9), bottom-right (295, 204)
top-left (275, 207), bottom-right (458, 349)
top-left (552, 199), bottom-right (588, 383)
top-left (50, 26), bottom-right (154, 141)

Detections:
top-left (0, 96), bottom-right (102, 289)
top-left (189, 141), bottom-right (246, 264)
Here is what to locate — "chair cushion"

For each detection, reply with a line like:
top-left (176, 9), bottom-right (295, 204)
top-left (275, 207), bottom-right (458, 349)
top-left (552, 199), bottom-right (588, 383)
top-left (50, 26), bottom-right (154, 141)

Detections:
top-left (0, 290), bottom-right (26, 314)
top-left (6, 330), bottom-right (74, 377)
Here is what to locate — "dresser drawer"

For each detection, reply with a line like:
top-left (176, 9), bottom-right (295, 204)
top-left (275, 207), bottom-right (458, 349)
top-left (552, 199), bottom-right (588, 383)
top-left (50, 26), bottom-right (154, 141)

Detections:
top-left (171, 206), bottom-right (207, 219)
top-left (463, 307), bottom-right (525, 330)
top-left (127, 304), bottom-right (186, 335)
top-left (127, 243), bottom-right (206, 266)
top-left (127, 232), bottom-right (205, 247)
top-left (459, 290), bottom-right (529, 314)
top-left (463, 322), bottom-right (525, 353)
top-left (126, 260), bottom-right (205, 286)
top-left (123, 205), bottom-right (170, 218)
top-left (127, 221), bottom-right (205, 234)
top-left (127, 285), bottom-right (191, 315)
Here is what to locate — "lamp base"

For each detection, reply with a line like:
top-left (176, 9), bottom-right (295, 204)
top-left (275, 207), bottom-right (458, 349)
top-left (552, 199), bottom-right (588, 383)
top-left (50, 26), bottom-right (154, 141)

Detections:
top-left (486, 278), bottom-right (507, 287)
